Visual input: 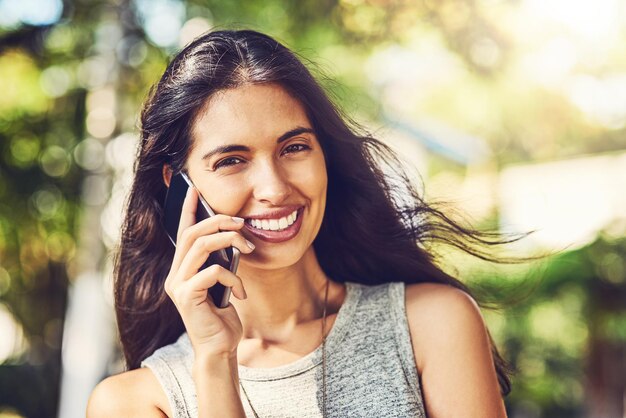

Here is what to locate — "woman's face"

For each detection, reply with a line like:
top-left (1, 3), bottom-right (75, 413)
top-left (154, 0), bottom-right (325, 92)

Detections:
top-left (185, 83), bottom-right (328, 270)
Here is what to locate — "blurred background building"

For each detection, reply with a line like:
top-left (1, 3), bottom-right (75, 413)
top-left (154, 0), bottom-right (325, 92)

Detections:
top-left (0, 0), bottom-right (625, 417)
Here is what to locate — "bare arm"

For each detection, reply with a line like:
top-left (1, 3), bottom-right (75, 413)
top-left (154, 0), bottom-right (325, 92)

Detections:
top-left (193, 354), bottom-right (246, 418)
top-left (86, 357), bottom-right (246, 418)
top-left (86, 368), bottom-right (169, 418)
top-left (406, 283), bottom-right (507, 418)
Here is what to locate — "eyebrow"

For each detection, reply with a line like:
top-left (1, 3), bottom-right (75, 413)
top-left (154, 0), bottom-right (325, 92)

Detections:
top-left (200, 126), bottom-right (315, 161)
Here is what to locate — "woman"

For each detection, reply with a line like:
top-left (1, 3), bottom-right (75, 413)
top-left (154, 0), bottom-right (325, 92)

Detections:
top-left (88, 29), bottom-right (513, 417)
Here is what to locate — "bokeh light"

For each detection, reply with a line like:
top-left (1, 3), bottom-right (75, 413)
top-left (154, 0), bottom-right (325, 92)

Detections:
top-left (135, 0), bottom-right (186, 48)
top-left (0, 0), bottom-right (63, 28)
top-left (0, 304), bottom-right (27, 363)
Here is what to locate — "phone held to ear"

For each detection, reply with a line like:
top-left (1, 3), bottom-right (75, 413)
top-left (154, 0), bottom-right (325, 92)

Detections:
top-left (163, 171), bottom-right (240, 308)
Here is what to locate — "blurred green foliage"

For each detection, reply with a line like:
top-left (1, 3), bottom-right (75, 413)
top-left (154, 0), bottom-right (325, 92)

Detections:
top-left (0, 0), bottom-right (624, 417)
top-left (474, 233), bottom-right (626, 417)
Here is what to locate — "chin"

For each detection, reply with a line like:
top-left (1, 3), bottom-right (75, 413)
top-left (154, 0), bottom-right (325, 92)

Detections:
top-left (239, 244), bottom-right (311, 271)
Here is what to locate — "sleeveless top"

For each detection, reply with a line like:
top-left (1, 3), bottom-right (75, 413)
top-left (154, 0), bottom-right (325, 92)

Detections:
top-left (141, 281), bottom-right (427, 417)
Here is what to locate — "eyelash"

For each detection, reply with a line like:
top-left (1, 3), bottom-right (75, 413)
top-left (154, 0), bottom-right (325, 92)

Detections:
top-left (213, 143), bottom-right (312, 170)
top-left (283, 143), bottom-right (311, 155)
top-left (213, 156), bottom-right (244, 170)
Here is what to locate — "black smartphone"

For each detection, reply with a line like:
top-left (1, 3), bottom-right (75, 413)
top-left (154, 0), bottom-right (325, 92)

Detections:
top-left (163, 171), bottom-right (240, 308)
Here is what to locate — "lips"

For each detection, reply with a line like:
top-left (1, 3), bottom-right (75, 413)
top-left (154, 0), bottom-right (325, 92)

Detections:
top-left (243, 207), bottom-right (304, 243)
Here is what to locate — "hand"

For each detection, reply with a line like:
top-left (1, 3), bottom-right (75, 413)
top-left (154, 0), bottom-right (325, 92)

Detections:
top-left (164, 187), bottom-right (254, 360)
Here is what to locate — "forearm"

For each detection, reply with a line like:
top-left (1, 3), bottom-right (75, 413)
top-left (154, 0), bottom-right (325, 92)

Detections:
top-left (193, 355), bottom-right (246, 418)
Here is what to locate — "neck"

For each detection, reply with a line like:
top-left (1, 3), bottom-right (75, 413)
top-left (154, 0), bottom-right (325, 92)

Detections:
top-left (230, 248), bottom-right (330, 341)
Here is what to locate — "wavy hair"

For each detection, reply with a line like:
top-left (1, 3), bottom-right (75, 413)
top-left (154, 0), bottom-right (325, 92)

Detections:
top-left (115, 29), bottom-right (527, 394)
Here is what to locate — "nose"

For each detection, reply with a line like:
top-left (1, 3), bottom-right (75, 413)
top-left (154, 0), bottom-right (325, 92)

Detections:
top-left (251, 160), bottom-right (292, 205)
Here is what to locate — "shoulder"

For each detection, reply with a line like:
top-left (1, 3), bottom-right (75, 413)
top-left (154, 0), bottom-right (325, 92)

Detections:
top-left (404, 282), bottom-right (506, 417)
top-left (404, 281), bottom-right (478, 309)
top-left (404, 282), bottom-right (482, 328)
top-left (87, 367), bottom-right (170, 418)
top-left (404, 282), bottom-right (488, 373)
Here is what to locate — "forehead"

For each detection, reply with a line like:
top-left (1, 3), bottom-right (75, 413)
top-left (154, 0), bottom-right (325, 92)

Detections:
top-left (191, 83), bottom-right (311, 148)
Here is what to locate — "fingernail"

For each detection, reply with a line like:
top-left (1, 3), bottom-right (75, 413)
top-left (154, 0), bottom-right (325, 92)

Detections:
top-left (186, 187), bottom-right (193, 197)
top-left (232, 216), bottom-right (245, 223)
top-left (246, 240), bottom-right (255, 250)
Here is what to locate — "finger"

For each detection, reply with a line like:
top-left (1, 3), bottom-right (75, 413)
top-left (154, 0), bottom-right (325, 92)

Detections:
top-left (172, 264), bottom-right (247, 309)
top-left (181, 214), bottom-right (246, 245)
top-left (176, 231), bottom-right (254, 282)
top-left (172, 214), bottom-right (247, 271)
top-left (176, 186), bottom-right (198, 244)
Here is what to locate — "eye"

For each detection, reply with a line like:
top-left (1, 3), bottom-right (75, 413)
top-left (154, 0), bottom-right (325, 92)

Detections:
top-left (213, 156), bottom-right (245, 170)
top-left (282, 143), bottom-right (311, 155)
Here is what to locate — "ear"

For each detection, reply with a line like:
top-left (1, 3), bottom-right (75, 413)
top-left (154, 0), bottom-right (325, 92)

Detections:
top-left (162, 164), bottom-right (173, 187)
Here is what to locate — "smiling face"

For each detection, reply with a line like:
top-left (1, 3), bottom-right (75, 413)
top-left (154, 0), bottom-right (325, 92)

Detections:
top-left (185, 83), bottom-right (328, 270)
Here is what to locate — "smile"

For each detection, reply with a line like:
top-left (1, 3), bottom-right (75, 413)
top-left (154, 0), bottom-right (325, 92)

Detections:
top-left (247, 209), bottom-right (298, 231)
top-left (243, 207), bottom-right (304, 243)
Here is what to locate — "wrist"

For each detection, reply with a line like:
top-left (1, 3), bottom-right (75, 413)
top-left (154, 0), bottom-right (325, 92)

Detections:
top-left (193, 353), bottom-right (239, 381)
top-left (192, 353), bottom-right (246, 418)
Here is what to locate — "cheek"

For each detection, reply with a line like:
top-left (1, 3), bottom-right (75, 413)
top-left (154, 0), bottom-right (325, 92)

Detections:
top-left (312, 155), bottom-right (328, 197)
top-left (197, 178), bottom-right (249, 216)
top-left (291, 158), bottom-right (327, 200)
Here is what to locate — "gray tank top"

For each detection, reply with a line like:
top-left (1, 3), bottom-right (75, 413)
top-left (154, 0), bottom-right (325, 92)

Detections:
top-left (141, 281), bottom-right (427, 417)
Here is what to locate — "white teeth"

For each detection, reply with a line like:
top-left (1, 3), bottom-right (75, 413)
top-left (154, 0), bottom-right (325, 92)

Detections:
top-left (248, 209), bottom-right (299, 231)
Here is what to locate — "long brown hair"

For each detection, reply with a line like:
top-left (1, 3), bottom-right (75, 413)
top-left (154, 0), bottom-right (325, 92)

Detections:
top-left (115, 29), bottom-right (528, 394)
